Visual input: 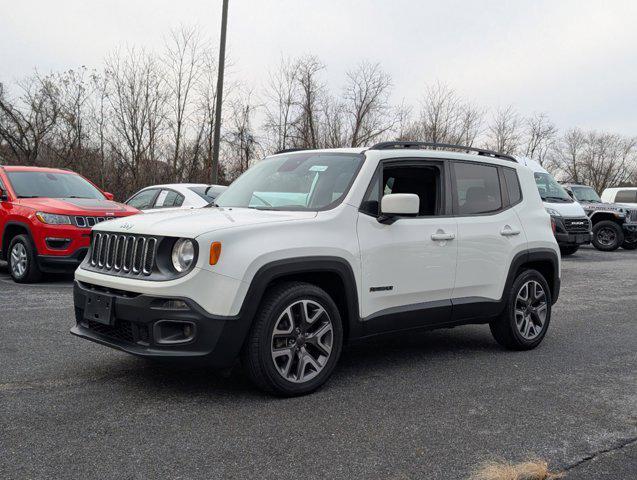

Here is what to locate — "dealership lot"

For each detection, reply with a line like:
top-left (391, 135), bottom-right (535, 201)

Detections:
top-left (1, 246), bottom-right (635, 479)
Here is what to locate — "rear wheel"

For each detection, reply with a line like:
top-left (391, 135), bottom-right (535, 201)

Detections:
top-left (8, 234), bottom-right (42, 283)
top-left (490, 269), bottom-right (552, 350)
top-left (621, 237), bottom-right (637, 250)
top-left (592, 220), bottom-right (624, 251)
top-left (559, 245), bottom-right (579, 256)
top-left (242, 281), bottom-right (343, 396)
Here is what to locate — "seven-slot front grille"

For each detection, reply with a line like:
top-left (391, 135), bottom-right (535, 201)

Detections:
top-left (628, 210), bottom-right (637, 223)
top-left (563, 217), bottom-right (591, 233)
top-left (90, 233), bottom-right (157, 276)
top-left (75, 216), bottom-right (113, 228)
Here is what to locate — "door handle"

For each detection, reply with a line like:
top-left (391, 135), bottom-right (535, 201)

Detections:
top-left (500, 225), bottom-right (521, 236)
top-left (431, 231), bottom-right (456, 241)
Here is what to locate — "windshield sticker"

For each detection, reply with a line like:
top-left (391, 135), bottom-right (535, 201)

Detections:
top-left (309, 165), bottom-right (328, 172)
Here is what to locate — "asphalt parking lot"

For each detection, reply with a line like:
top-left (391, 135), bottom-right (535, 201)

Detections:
top-left (1, 246), bottom-right (636, 479)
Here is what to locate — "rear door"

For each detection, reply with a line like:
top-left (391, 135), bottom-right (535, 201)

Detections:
top-left (356, 159), bottom-right (458, 334)
top-left (451, 161), bottom-right (527, 320)
top-left (0, 173), bottom-right (9, 255)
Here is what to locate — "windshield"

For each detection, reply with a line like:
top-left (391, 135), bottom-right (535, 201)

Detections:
top-left (214, 152), bottom-right (364, 210)
top-left (7, 171), bottom-right (105, 199)
top-left (189, 185), bottom-right (227, 204)
top-left (534, 172), bottom-right (572, 202)
top-left (571, 186), bottom-right (602, 203)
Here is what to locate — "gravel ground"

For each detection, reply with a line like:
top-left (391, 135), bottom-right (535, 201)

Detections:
top-left (1, 245), bottom-right (636, 479)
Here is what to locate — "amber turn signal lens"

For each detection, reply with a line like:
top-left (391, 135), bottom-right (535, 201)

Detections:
top-left (209, 242), bottom-right (222, 265)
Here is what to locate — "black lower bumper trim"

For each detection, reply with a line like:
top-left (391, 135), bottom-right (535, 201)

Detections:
top-left (555, 232), bottom-right (591, 246)
top-left (38, 248), bottom-right (88, 273)
top-left (71, 281), bottom-right (250, 367)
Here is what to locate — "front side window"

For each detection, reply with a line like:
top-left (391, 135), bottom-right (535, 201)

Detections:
top-left (6, 171), bottom-right (105, 200)
top-left (454, 162), bottom-right (503, 215)
top-left (215, 152), bottom-right (364, 211)
top-left (571, 186), bottom-right (601, 203)
top-left (360, 163), bottom-right (442, 217)
top-left (127, 189), bottom-right (159, 209)
top-left (615, 190), bottom-right (637, 203)
top-left (534, 173), bottom-right (572, 203)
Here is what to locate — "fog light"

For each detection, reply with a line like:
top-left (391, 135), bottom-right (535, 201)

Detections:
top-left (153, 320), bottom-right (196, 344)
top-left (158, 299), bottom-right (189, 311)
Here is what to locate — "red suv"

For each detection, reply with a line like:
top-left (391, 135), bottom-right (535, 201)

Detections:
top-left (0, 166), bottom-right (139, 283)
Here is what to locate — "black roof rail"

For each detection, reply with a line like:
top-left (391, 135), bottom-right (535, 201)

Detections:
top-left (368, 141), bottom-right (517, 163)
top-left (274, 148), bottom-right (313, 155)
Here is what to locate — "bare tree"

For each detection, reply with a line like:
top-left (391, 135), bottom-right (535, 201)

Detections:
top-left (224, 91), bottom-right (261, 180)
top-left (105, 48), bottom-right (166, 189)
top-left (263, 57), bottom-right (300, 152)
top-left (343, 61), bottom-right (393, 147)
top-left (0, 75), bottom-right (61, 164)
top-left (294, 55), bottom-right (325, 149)
top-left (164, 26), bottom-right (205, 180)
top-left (486, 106), bottom-right (522, 154)
top-left (523, 112), bottom-right (558, 165)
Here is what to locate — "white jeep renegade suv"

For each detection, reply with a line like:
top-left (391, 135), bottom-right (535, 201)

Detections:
top-left (72, 142), bottom-right (561, 396)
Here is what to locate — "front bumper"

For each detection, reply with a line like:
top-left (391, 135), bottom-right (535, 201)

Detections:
top-left (38, 248), bottom-right (88, 273)
top-left (71, 281), bottom-right (251, 367)
top-left (554, 231), bottom-right (591, 246)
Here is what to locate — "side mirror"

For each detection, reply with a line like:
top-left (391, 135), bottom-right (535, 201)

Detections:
top-left (0, 188), bottom-right (7, 201)
top-left (103, 191), bottom-right (114, 201)
top-left (378, 193), bottom-right (419, 224)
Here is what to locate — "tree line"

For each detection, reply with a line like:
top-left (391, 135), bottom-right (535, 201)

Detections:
top-left (1, 26), bottom-right (635, 199)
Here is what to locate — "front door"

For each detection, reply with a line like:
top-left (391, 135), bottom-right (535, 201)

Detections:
top-left (356, 160), bottom-right (458, 334)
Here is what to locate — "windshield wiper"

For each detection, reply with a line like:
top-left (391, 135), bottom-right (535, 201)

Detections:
top-left (544, 196), bottom-right (571, 202)
top-left (18, 195), bottom-right (40, 198)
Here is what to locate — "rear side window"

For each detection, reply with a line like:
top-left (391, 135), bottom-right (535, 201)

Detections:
top-left (503, 168), bottom-right (522, 205)
top-left (615, 190), bottom-right (637, 203)
top-left (453, 162), bottom-right (502, 215)
top-left (155, 189), bottom-right (184, 208)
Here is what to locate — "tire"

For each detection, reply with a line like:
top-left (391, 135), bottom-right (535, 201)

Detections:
top-left (559, 245), bottom-right (579, 256)
top-left (242, 281), bottom-right (343, 396)
top-left (8, 234), bottom-right (42, 283)
top-left (490, 269), bottom-right (552, 351)
top-left (621, 238), bottom-right (637, 250)
top-left (592, 220), bottom-right (624, 251)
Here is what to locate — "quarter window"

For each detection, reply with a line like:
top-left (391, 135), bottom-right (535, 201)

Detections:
top-left (615, 190), bottom-right (637, 203)
top-left (503, 168), bottom-right (522, 205)
top-left (453, 162), bottom-right (503, 215)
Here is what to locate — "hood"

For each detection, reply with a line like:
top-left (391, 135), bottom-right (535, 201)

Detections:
top-left (92, 207), bottom-right (318, 237)
top-left (17, 197), bottom-right (138, 215)
top-left (578, 200), bottom-right (631, 213)
top-left (542, 200), bottom-right (586, 217)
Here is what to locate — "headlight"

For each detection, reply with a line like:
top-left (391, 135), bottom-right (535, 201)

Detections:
top-left (36, 212), bottom-right (72, 225)
top-left (545, 207), bottom-right (561, 217)
top-left (171, 238), bottom-right (196, 272)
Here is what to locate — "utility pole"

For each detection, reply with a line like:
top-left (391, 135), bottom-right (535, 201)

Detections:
top-left (211, 0), bottom-right (229, 184)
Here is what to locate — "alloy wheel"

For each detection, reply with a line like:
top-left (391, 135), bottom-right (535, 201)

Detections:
top-left (10, 243), bottom-right (28, 278)
top-left (514, 280), bottom-right (548, 340)
top-left (270, 299), bottom-right (334, 383)
top-left (597, 227), bottom-right (617, 247)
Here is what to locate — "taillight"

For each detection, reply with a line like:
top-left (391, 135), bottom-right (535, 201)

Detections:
top-left (551, 217), bottom-right (556, 234)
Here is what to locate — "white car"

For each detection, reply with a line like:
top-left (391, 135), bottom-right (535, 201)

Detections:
top-left (601, 187), bottom-right (637, 207)
top-left (71, 142), bottom-right (561, 396)
top-left (517, 158), bottom-right (591, 256)
top-left (125, 183), bottom-right (227, 213)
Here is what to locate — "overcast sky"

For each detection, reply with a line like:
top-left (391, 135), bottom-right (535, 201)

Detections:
top-left (2, 0), bottom-right (636, 135)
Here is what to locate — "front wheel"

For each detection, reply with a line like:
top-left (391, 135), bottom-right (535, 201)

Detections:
top-left (592, 220), bottom-right (624, 251)
top-left (242, 281), bottom-right (343, 396)
top-left (490, 269), bottom-right (552, 350)
top-left (559, 245), bottom-right (579, 256)
top-left (8, 234), bottom-right (42, 283)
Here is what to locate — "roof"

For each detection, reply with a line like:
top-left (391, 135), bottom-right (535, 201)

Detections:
top-left (271, 146), bottom-right (520, 167)
top-left (1, 165), bottom-right (77, 174)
